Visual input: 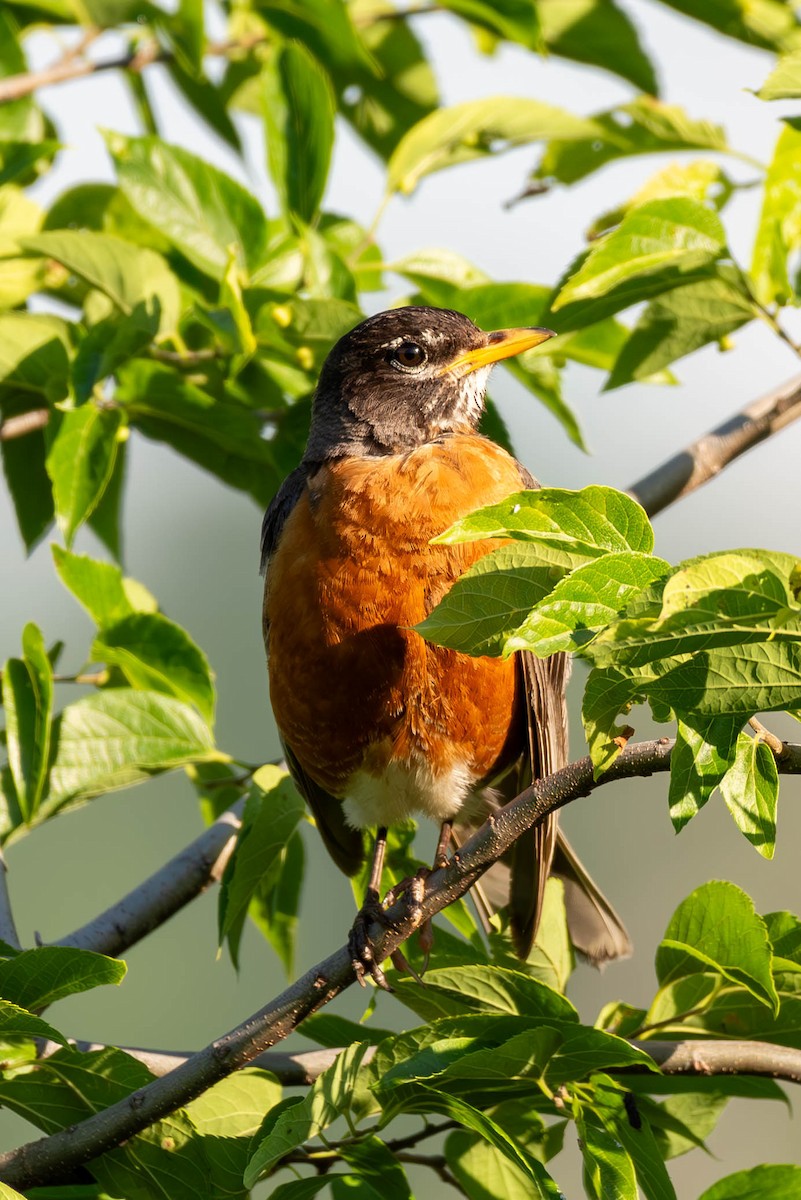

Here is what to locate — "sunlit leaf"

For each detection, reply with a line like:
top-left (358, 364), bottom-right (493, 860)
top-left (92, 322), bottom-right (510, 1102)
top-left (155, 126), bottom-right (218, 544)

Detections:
top-left (719, 733), bottom-right (779, 859)
top-left (750, 122), bottom-right (801, 306)
top-left (388, 96), bottom-right (605, 194)
top-left (656, 880), bottom-right (778, 1012)
top-left (105, 131), bottom-right (269, 281)
top-left (262, 42), bottom-right (335, 223)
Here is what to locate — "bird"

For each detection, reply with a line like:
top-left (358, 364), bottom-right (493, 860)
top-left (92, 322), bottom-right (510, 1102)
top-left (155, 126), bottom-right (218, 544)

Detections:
top-left (261, 305), bottom-right (630, 984)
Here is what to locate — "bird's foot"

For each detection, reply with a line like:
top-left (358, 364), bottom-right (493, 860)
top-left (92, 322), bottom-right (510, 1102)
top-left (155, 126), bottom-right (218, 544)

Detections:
top-left (350, 872), bottom-right (431, 989)
top-left (349, 886), bottom-right (394, 991)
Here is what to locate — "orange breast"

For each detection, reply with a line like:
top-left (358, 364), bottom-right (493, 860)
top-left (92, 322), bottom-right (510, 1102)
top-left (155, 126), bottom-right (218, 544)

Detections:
top-left (264, 435), bottom-right (525, 805)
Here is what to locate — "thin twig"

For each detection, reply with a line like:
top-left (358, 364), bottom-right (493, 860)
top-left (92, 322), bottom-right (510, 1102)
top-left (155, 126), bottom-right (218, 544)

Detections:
top-left (0, 409), bottom-right (49, 442)
top-left (55, 799), bottom-right (245, 956)
top-left (147, 346), bottom-right (221, 366)
top-left (629, 372), bottom-right (801, 517)
top-left (0, 851), bottom-right (21, 952)
top-left (2, 739), bottom-right (801, 1191)
top-left (396, 1152), bottom-right (462, 1190)
top-left (0, 33), bottom-right (265, 103)
top-left (749, 717), bottom-right (788, 759)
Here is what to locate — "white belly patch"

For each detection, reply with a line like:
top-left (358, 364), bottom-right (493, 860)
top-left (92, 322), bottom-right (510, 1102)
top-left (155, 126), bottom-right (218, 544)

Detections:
top-left (343, 757), bottom-right (476, 829)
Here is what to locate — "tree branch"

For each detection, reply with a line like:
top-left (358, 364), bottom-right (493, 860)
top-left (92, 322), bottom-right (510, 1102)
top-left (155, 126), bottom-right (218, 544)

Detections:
top-left (629, 1039), bottom-right (801, 1086)
top-left (629, 372), bottom-right (801, 517)
top-left (0, 409), bottom-right (49, 442)
top-left (49, 1034), bottom-right (801, 1087)
top-left (3, 738), bottom-right (801, 1190)
top-left (55, 799), bottom-right (245, 956)
top-left (0, 32), bottom-right (269, 104)
top-left (0, 850), bottom-right (21, 952)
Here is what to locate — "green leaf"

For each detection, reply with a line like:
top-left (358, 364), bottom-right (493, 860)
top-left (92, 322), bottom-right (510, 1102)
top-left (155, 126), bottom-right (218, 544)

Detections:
top-left (506, 552), bottom-right (671, 658)
top-left (668, 716), bottom-right (741, 830)
top-left (394, 965), bottom-right (579, 1022)
top-left (543, 1026), bottom-right (657, 1086)
top-left (750, 122), bottom-right (801, 306)
top-left (581, 664), bottom-right (641, 776)
top-left (299, 1013), bottom-right (394, 1049)
top-left (267, 1181), bottom-right (339, 1200)
top-left (0, 1184), bottom-right (29, 1200)
top-left (258, 0), bottom-right (373, 78)
top-left (641, 973), bottom-right (722, 1033)
top-left (340, 1136), bottom-right (412, 1200)
top-left (1, 421), bottom-right (54, 551)
top-left (0, 947), bottom-right (125, 1010)
top-left (115, 359), bottom-right (279, 506)
top-left (184, 1067), bottom-right (282, 1195)
top-left (607, 269), bottom-right (755, 388)
top-left (375, 1082), bottom-right (563, 1197)
top-left (535, 96), bottom-right (729, 187)
top-left (438, 0), bottom-right (540, 47)
top-left (578, 1112), bottom-right (638, 1200)
top-left (3, 623), bottom-right (53, 822)
top-left (92, 612), bottom-right (215, 724)
top-left (249, 827), bottom-right (304, 976)
top-left (46, 690), bottom-right (219, 812)
top-left (655, 881), bottom-right (779, 1013)
top-left (554, 198), bottom-right (727, 312)
top-left (433, 485), bottom-right (653, 555)
top-left (719, 733), bottom-right (779, 859)
top-left (218, 765), bottom-right (304, 967)
top-left (0, 10), bottom-right (43, 142)
top-left (245, 1042), bottom-right (370, 1185)
top-left (0, 997), bottom-right (67, 1047)
top-left (447, 1127), bottom-right (542, 1200)
top-left (106, 131), bottom-right (269, 281)
top-left (0, 312), bottom-right (71, 401)
top-left (184, 1075), bottom-right (281, 1137)
top-left (87, 434), bottom-right (127, 560)
top-left (651, 0), bottom-right (801, 54)
top-left (72, 303), bottom-right (160, 404)
top-left (416, 543), bottom-right (566, 656)
top-left (0, 1044), bottom-right (153, 1136)
top-left (588, 159), bottom-right (735, 242)
top-left (45, 405), bottom-right (123, 545)
top-left (262, 42), bottom-right (335, 223)
top-left (166, 58), bottom-right (242, 152)
top-left (340, 0), bottom-right (438, 159)
top-left (646, 1090), bottom-right (729, 1160)
top-left (698, 1164), bottom-right (801, 1199)
top-left (387, 96), bottom-right (605, 194)
top-left (21, 231), bottom-right (180, 334)
top-left (592, 1079), bottom-right (677, 1200)
top-left (755, 50), bottom-right (801, 99)
top-left (649, 640), bottom-right (801, 719)
top-left (166, 0), bottom-right (204, 75)
top-left (588, 550), bottom-right (801, 670)
top-left (52, 546), bottom-right (148, 628)
top-left (538, 0), bottom-right (657, 93)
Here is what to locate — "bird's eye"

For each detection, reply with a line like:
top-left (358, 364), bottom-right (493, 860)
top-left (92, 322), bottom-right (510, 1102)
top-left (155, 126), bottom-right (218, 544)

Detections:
top-left (390, 341), bottom-right (427, 370)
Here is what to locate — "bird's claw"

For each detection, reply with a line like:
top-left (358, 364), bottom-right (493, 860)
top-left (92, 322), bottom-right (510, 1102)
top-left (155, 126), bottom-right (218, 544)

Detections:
top-left (348, 886), bottom-right (393, 991)
top-left (348, 873), bottom-right (431, 990)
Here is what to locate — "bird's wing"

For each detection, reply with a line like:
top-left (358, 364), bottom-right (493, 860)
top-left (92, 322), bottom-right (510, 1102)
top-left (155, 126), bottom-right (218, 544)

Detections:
top-left (262, 464), bottom-right (365, 877)
top-left (260, 464), bottom-right (309, 576)
top-left (508, 650), bottom-right (568, 956)
top-left (281, 740), bottom-right (364, 877)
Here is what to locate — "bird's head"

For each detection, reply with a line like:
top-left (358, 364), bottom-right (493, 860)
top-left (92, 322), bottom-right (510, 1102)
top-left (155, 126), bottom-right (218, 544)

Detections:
top-left (304, 305), bottom-right (554, 461)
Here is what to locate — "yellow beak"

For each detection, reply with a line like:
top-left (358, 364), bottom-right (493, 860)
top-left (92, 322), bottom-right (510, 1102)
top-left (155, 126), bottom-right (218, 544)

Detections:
top-left (440, 326), bottom-right (556, 377)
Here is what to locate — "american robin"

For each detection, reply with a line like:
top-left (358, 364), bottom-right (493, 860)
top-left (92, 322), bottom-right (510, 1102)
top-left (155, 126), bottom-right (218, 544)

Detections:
top-left (261, 305), bottom-right (630, 984)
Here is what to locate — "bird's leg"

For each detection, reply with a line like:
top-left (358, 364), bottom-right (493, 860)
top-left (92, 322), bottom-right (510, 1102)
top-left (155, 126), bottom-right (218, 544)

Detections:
top-left (349, 827), bottom-right (392, 990)
top-left (417, 819), bottom-right (454, 966)
top-left (433, 819), bottom-right (453, 871)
